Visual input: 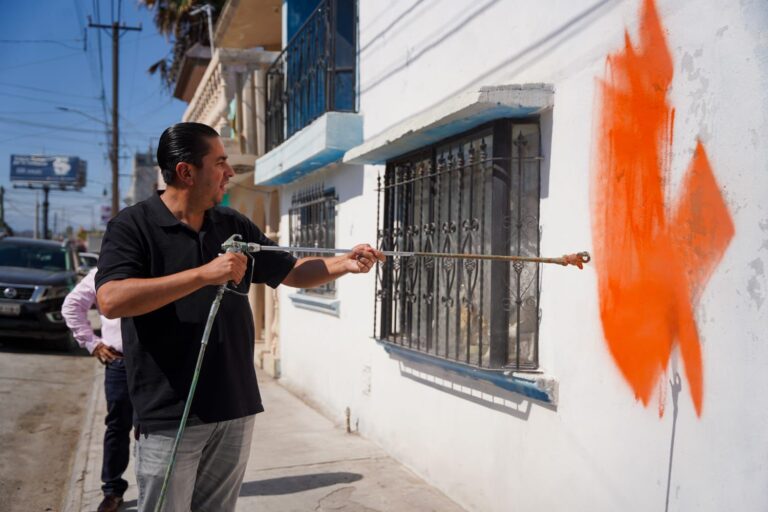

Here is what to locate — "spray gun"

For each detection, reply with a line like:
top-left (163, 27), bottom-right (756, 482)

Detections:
top-left (219, 234), bottom-right (257, 296)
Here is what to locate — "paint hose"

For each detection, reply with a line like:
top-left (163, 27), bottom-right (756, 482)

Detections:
top-left (154, 237), bottom-right (253, 512)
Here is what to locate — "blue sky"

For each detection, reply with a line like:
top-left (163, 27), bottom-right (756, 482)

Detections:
top-left (0, 0), bottom-right (187, 233)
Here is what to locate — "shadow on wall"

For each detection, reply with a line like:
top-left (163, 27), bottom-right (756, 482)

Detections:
top-left (665, 372), bottom-right (682, 512)
top-left (121, 499), bottom-right (138, 511)
top-left (362, 0), bottom-right (622, 142)
top-left (334, 163), bottom-right (366, 205)
top-left (240, 472), bottom-right (363, 496)
top-left (360, 0), bottom-right (503, 95)
top-left (539, 108), bottom-right (553, 199)
top-left (391, 352), bottom-right (558, 420)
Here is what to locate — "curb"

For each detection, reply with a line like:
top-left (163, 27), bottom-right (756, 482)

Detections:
top-left (61, 364), bottom-right (102, 512)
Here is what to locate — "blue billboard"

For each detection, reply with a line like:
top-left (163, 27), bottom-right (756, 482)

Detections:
top-left (10, 155), bottom-right (87, 188)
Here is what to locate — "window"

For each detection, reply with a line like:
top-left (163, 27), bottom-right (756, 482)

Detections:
top-left (289, 184), bottom-right (338, 296)
top-left (265, 0), bottom-right (358, 150)
top-left (0, 241), bottom-right (69, 271)
top-left (375, 120), bottom-right (542, 370)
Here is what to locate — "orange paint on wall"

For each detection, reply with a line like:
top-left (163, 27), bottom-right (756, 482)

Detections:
top-left (592, 0), bottom-right (733, 416)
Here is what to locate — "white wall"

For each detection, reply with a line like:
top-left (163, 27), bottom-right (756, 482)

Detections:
top-left (277, 1), bottom-right (768, 511)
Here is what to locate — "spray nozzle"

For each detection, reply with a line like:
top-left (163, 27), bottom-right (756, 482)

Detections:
top-left (221, 234), bottom-right (263, 254)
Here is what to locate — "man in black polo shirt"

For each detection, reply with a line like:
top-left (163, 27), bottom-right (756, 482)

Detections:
top-left (95, 122), bottom-right (383, 512)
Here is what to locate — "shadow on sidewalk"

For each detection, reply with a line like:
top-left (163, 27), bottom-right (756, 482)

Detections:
top-left (240, 472), bottom-right (363, 496)
top-left (122, 498), bottom-right (138, 511)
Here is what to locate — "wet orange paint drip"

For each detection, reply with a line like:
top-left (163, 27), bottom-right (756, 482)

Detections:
top-left (592, 0), bottom-right (734, 416)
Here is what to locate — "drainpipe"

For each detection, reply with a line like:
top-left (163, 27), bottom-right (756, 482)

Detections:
top-left (247, 70), bottom-right (257, 156)
top-left (235, 72), bottom-right (245, 154)
top-left (254, 68), bottom-right (267, 156)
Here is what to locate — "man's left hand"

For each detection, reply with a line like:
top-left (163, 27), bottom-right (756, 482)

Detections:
top-left (93, 342), bottom-right (122, 365)
top-left (344, 244), bottom-right (386, 274)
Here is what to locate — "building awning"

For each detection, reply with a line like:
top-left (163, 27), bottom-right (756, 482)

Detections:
top-left (214, 0), bottom-right (282, 51)
top-left (344, 84), bottom-right (553, 165)
top-left (254, 112), bottom-right (363, 185)
top-left (173, 43), bottom-right (212, 103)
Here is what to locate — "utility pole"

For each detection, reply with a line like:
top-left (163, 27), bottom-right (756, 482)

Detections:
top-left (88, 17), bottom-right (141, 219)
top-left (34, 193), bottom-right (39, 239)
top-left (0, 186), bottom-right (4, 229)
top-left (42, 185), bottom-right (50, 239)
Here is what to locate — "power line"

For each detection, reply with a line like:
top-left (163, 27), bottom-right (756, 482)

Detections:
top-left (93, 0), bottom-right (113, 180)
top-left (0, 119), bottom-right (92, 144)
top-left (0, 91), bottom-right (100, 109)
top-left (0, 39), bottom-right (84, 51)
top-left (0, 51), bottom-right (83, 72)
top-left (0, 81), bottom-right (101, 100)
top-left (0, 116), bottom-right (149, 137)
top-left (0, 116), bottom-right (113, 134)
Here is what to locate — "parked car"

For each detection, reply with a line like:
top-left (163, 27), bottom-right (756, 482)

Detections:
top-left (0, 236), bottom-right (86, 348)
top-left (78, 251), bottom-right (99, 269)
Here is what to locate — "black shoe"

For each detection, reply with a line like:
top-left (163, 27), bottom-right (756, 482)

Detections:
top-left (97, 494), bottom-right (123, 512)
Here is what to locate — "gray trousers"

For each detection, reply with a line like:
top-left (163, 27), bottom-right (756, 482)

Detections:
top-left (135, 415), bottom-right (255, 512)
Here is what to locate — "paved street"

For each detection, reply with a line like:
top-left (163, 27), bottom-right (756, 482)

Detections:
top-left (0, 338), bottom-right (94, 512)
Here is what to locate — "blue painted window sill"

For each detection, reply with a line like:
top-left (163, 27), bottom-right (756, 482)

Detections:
top-left (288, 292), bottom-right (340, 317)
top-left (381, 342), bottom-right (558, 405)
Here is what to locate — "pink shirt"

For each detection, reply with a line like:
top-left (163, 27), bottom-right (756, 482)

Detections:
top-left (61, 267), bottom-right (122, 354)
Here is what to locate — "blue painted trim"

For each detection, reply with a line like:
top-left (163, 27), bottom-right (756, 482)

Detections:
top-left (260, 148), bottom-right (346, 185)
top-left (255, 112), bottom-right (363, 185)
top-left (382, 342), bottom-right (553, 403)
top-left (288, 292), bottom-right (340, 316)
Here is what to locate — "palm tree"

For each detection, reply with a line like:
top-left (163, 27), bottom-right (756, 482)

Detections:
top-left (140, 0), bottom-right (227, 90)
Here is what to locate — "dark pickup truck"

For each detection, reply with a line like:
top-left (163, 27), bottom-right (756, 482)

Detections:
top-left (0, 236), bottom-right (87, 347)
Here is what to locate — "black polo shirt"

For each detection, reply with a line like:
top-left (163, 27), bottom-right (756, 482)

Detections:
top-left (95, 193), bottom-right (296, 431)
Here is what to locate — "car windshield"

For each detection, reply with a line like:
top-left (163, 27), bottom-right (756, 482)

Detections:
top-left (0, 241), bottom-right (69, 271)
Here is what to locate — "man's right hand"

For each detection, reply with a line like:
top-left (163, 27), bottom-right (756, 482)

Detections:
top-left (93, 342), bottom-right (122, 364)
top-left (199, 252), bottom-right (248, 286)
top-left (97, 251), bottom-right (249, 319)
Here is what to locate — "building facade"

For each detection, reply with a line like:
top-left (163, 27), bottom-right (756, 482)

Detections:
top-left (218, 0), bottom-right (766, 510)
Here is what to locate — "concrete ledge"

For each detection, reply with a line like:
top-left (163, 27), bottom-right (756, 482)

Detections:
top-left (344, 84), bottom-right (553, 164)
top-left (254, 112), bottom-right (363, 185)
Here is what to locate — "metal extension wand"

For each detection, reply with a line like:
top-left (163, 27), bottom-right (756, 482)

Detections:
top-left (219, 241), bottom-right (591, 269)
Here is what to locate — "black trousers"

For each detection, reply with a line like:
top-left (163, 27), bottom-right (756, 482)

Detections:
top-left (102, 358), bottom-right (133, 497)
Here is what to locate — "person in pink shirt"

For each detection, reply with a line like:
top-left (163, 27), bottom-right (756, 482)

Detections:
top-left (62, 267), bottom-right (131, 512)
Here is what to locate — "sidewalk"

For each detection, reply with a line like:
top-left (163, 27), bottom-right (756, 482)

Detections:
top-left (64, 364), bottom-right (466, 512)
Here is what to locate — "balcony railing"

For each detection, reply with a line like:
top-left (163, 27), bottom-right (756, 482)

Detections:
top-left (265, 0), bottom-right (357, 151)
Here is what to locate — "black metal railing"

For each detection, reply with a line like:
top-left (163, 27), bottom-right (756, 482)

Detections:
top-left (375, 121), bottom-right (542, 371)
top-left (289, 184), bottom-right (338, 296)
top-left (265, 0), bottom-right (357, 151)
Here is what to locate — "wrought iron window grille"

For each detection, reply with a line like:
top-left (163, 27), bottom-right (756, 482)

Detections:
top-left (289, 184), bottom-right (338, 297)
top-left (265, 0), bottom-right (358, 151)
top-left (374, 120), bottom-right (542, 371)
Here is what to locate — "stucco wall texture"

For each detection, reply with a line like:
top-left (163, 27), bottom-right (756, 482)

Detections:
top-left (276, 1), bottom-right (768, 511)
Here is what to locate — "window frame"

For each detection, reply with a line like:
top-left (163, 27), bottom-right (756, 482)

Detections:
top-left (375, 118), bottom-right (543, 371)
top-left (288, 184), bottom-right (339, 298)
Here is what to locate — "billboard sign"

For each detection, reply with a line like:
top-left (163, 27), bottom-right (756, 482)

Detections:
top-left (100, 205), bottom-right (112, 224)
top-left (10, 155), bottom-right (86, 188)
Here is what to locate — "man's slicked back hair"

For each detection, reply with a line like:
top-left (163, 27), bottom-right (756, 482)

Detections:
top-left (157, 122), bottom-right (219, 185)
